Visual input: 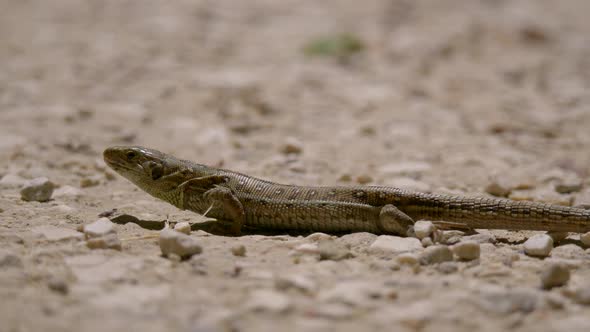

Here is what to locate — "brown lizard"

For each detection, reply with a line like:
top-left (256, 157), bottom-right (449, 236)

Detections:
top-left (103, 146), bottom-right (590, 236)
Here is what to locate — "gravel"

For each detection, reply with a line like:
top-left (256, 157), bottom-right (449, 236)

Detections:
top-left (159, 228), bottom-right (203, 259)
top-left (20, 177), bottom-right (54, 202)
top-left (414, 220), bottom-right (435, 239)
top-left (540, 263), bottom-right (570, 290)
top-left (84, 217), bottom-right (116, 238)
top-left (452, 241), bottom-right (481, 261)
top-left (524, 234), bottom-right (554, 258)
top-left (369, 236), bottom-right (422, 254)
top-left (419, 245), bottom-right (453, 265)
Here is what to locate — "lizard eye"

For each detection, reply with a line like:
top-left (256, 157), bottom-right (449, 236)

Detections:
top-left (126, 151), bottom-right (137, 160)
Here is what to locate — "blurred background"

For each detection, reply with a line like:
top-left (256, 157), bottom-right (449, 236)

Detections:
top-left (2, 0), bottom-right (590, 193)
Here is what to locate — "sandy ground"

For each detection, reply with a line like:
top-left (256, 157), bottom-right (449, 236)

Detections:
top-left (2, 0), bottom-right (590, 331)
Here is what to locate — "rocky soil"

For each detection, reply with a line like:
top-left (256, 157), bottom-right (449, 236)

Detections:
top-left (1, 1), bottom-right (590, 331)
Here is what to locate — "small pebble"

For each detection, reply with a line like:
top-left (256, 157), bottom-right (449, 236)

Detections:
top-left (86, 233), bottom-right (122, 250)
top-left (540, 263), bottom-right (570, 290)
top-left (174, 222), bottom-right (191, 235)
top-left (485, 181), bottom-right (511, 197)
top-left (47, 276), bottom-right (69, 295)
top-left (305, 232), bottom-right (333, 242)
top-left (20, 177), bottom-right (54, 202)
top-left (434, 230), bottom-right (465, 245)
top-left (414, 221), bottom-right (435, 239)
top-left (420, 245), bottom-right (453, 265)
top-left (452, 241), bottom-right (480, 261)
top-left (293, 243), bottom-right (319, 255)
top-left (280, 137), bottom-right (303, 154)
top-left (436, 262), bottom-right (458, 274)
top-left (396, 253), bottom-right (420, 266)
top-left (318, 239), bottom-right (353, 261)
top-left (564, 288), bottom-right (590, 305)
top-left (369, 236), bottom-right (422, 254)
top-left (555, 182), bottom-right (582, 194)
top-left (159, 228), bottom-right (203, 259)
top-left (83, 218), bottom-right (115, 239)
top-left (231, 245), bottom-right (247, 257)
top-left (80, 175), bottom-right (101, 188)
top-left (356, 175), bottom-right (373, 184)
top-left (421, 237), bottom-right (434, 247)
top-left (524, 234), bottom-right (553, 257)
top-left (580, 232), bottom-right (590, 246)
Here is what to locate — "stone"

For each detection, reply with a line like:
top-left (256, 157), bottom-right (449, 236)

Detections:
top-left (47, 276), bottom-right (69, 295)
top-left (20, 177), bottom-right (54, 202)
top-left (86, 233), bottom-right (122, 250)
top-left (555, 182), bottom-right (582, 194)
top-left (356, 174), bottom-right (373, 184)
top-left (0, 250), bottom-right (22, 268)
top-left (80, 175), bottom-right (101, 188)
top-left (0, 173), bottom-right (26, 188)
top-left (159, 228), bottom-right (202, 259)
top-left (280, 137), bottom-right (303, 154)
top-left (550, 244), bottom-right (585, 259)
top-left (540, 263), bottom-right (570, 290)
top-left (452, 241), bottom-right (480, 261)
top-left (173, 221), bottom-right (191, 235)
top-left (419, 245), bottom-right (453, 265)
top-left (83, 217), bottom-right (115, 238)
top-left (32, 225), bottom-right (84, 242)
top-left (245, 290), bottom-right (291, 313)
top-left (434, 230), bottom-right (465, 245)
top-left (524, 234), bottom-right (553, 257)
top-left (485, 181), bottom-right (511, 197)
top-left (396, 253), bottom-right (420, 266)
top-left (436, 262), bottom-right (458, 274)
top-left (580, 232), bottom-right (590, 246)
top-left (318, 239), bottom-right (353, 261)
top-left (414, 220), bottom-right (435, 239)
top-left (231, 245), bottom-right (246, 257)
top-left (421, 237), bottom-right (434, 247)
top-left (369, 236), bottom-right (422, 254)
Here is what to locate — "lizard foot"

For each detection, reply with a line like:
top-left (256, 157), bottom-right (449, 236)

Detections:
top-left (378, 204), bottom-right (415, 236)
top-left (203, 186), bottom-right (245, 236)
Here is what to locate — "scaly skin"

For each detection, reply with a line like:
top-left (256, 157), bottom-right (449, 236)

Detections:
top-left (103, 146), bottom-right (590, 235)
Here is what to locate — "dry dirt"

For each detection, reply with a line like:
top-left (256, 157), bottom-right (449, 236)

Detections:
top-left (2, 0), bottom-right (590, 331)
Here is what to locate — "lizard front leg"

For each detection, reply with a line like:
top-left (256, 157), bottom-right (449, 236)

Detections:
top-left (203, 186), bottom-right (245, 236)
top-left (378, 204), bottom-right (415, 236)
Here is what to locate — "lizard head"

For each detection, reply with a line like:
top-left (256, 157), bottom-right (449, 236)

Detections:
top-left (103, 146), bottom-right (191, 199)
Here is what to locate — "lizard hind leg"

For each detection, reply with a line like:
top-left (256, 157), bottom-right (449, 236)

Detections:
top-left (378, 204), bottom-right (415, 236)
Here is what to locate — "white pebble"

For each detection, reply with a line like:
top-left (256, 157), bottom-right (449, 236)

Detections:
top-left (369, 236), bottom-right (422, 254)
top-left (414, 221), bottom-right (435, 239)
top-left (83, 218), bottom-right (115, 239)
top-left (20, 177), bottom-right (54, 202)
top-left (452, 241), bottom-right (481, 261)
top-left (86, 233), bottom-right (122, 251)
top-left (293, 243), bottom-right (319, 254)
top-left (421, 237), bottom-right (434, 247)
top-left (419, 245), bottom-right (453, 265)
top-left (174, 221), bottom-right (191, 235)
top-left (540, 262), bottom-right (570, 289)
top-left (231, 245), bottom-right (247, 257)
top-left (159, 228), bottom-right (202, 259)
top-left (580, 232), bottom-right (590, 246)
top-left (524, 234), bottom-right (553, 257)
top-left (396, 253), bottom-right (419, 266)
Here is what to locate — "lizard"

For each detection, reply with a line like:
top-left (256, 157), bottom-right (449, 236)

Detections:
top-left (103, 146), bottom-right (590, 236)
